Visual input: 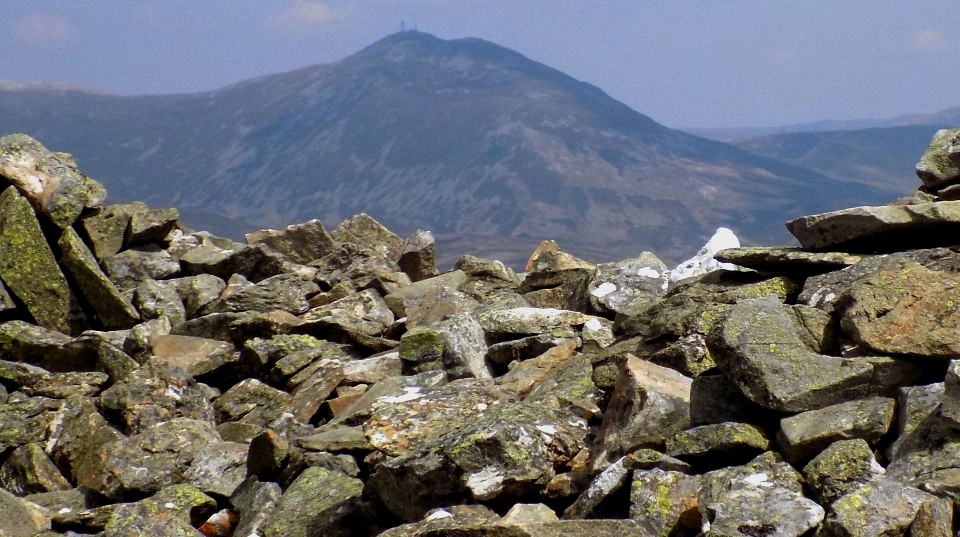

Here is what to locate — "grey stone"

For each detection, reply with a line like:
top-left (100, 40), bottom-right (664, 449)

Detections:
top-left (398, 229), bottom-right (440, 282)
top-left (215, 378), bottom-right (292, 427)
top-left (802, 439), bottom-right (885, 507)
top-left (0, 487), bottom-right (51, 537)
top-left (126, 204), bottom-right (179, 244)
top-left (0, 443), bottom-right (72, 496)
top-left (666, 422), bottom-right (771, 469)
top-left (230, 477), bottom-right (282, 537)
top-left (629, 469), bottom-right (701, 537)
top-left (101, 244), bottom-right (180, 292)
top-left (819, 478), bottom-right (934, 537)
top-left (588, 252), bottom-right (669, 315)
top-left (777, 397), bottom-right (895, 463)
top-left (262, 467), bottom-right (364, 537)
top-left (133, 279), bottom-right (186, 326)
top-left (203, 272), bottom-right (320, 315)
top-left (59, 226), bottom-right (141, 329)
top-left (246, 219), bottom-right (337, 265)
top-left (916, 127), bottom-right (960, 190)
top-left (79, 204), bottom-right (134, 260)
top-left (714, 247), bottom-right (863, 274)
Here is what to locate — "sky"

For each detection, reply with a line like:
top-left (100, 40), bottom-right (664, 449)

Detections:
top-left (2, 1), bottom-right (959, 129)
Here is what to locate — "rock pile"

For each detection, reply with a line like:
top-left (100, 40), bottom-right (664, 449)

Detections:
top-left (1, 129), bottom-right (960, 536)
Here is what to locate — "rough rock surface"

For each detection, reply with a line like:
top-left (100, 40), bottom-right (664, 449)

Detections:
top-left (1, 131), bottom-right (960, 536)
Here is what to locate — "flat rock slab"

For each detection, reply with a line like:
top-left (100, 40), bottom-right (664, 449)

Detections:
top-left (666, 422), bottom-right (770, 468)
top-left (777, 397), bottom-right (895, 463)
top-left (837, 262), bottom-right (960, 358)
top-left (820, 477), bottom-right (934, 537)
top-left (802, 439), bottom-right (885, 507)
top-left (714, 247), bottom-right (862, 274)
top-left (786, 200), bottom-right (960, 252)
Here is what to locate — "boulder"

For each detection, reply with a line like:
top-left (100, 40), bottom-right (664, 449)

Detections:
top-left (202, 272), bottom-right (320, 315)
top-left (915, 127), bottom-right (960, 190)
top-left (715, 246), bottom-right (861, 275)
top-left (398, 230), bottom-right (440, 282)
top-left (587, 252), bottom-right (669, 316)
top-left (802, 439), bottom-right (885, 506)
top-left (101, 244), bottom-right (181, 292)
top-left (0, 487), bottom-right (51, 537)
top-left (819, 478), bottom-right (935, 537)
top-left (59, 227), bottom-right (140, 329)
top-left (777, 397), bottom-right (895, 463)
top-left (629, 469), bottom-right (701, 536)
top-left (246, 219), bottom-right (337, 265)
top-left (0, 443), bottom-right (72, 496)
top-left (668, 227), bottom-right (740, 284)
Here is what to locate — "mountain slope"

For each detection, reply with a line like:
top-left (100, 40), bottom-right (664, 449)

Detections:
top-left (0, 31), bottom-right (889, 265)
top-left (734, 125), bottom-right (946, 196)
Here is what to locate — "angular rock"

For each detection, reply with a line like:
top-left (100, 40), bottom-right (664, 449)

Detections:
top-left (689, 374), bottom-right (779, 428)
top-left (714, 246), bottom-right (862, 274)
top-left (262, 467), bottom-right (363, 537)
top-left (478, 307), bottom-right (599, 337)
top-left (496, 340), bottom-right (578, 399)
top-left (710, 296), bottom-right (877, 412)
top-left (0, 487), bottom-right (51, 537)
top-left (178, 234), bottom-right (284, 282)
top-left (502, 503), bottom-right (559, 525)
top-left (837, 262), bottom-right (960, 358)
top-left (908, 497), bottom-right (954, 537)
top-left (786, 200), bottom-right (960, 252)
top-left (916, 127), bottom-right (960, 190)
top-left (59, 227), bottom-right (141, 329)
top-left (215, 378), bottom-right (292, 427)
top-left (289, 358), bottom-right (344, 423)
top-left (342, 351), bottom-right (403, 384)
top-left (0, 133), bottom-right (105, 229)
top-left (203, 272), bottom-right (320, 315)
top-left (0, 443), bottom-right (71, 496)
top-left (127, 203), bottom-right (179, 244)
top-left (594, 355), bottom-right (691, 464)
top-left (51, 398), bottom-right (125, 496)
top-left (183, 440), bottom-right (248, 497)
top-left (0, 186), bottom-right (85, 334)
top-left (230, 477), bottom-right (282, 537)
top-left (486, 329), bottom-right (578, 366)
top-left (519, 249), bottom-right (595, 311)
top-left (524, 353), bottom-right (599, 419)
top-left (247, 219), bottom-right (337, 265)
top-left (398, 230), bottom-right (440, 282)
top-left (171, 273), bottom-right (226, 319)
top-left (820, 477), bottom-right (934, 537)
top-left (299, 288), bottom-right (395, 340)
top-left (78, 204), bottom-right (133, 260)
top-left (588, 252), bottom-right (669, 316)
top-left (455, 255), bottom-right (522, 299)
top-left (101, 244), bottom-right (180, 292)
top-left (103, 498), bottom-right (203, 537)
top-left (400, 313), bottom-right (490, 379)
top-left (134, 278), bottom-right (187, 326)
top-left (629, 469), bottom-right (701, 537)
top-left (331, 212), bottom-right (403, 259)
top-left (885, 383), bottom-right (960, 494)
top-left (777, 397), bottom-right (895, 463)
top-left (666, 422), bottom-right (771, 469)
top-left (802, 439), bottom-right (885, 507)
top-left (943, 359), bottom-right (960, 427)
top-left (150, 334), bottom-right (238, 379)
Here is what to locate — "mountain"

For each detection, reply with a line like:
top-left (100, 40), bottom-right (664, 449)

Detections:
top-left (0, 31), bottom-right (889, 266)
top-left (733, 125), bottom-right (948, 196)
top-left (686, 105), bottom-right (960, 143)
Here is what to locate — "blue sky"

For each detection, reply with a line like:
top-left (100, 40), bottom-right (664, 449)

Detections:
top-left (2, 1), bottom-right (958, 128)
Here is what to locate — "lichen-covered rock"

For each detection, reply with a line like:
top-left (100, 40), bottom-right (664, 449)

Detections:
top-left (103, 498), bottom-right (203, 537)
top-left (102, 244), bottom-right (180, 292)
top-left (0, 186), bottom-right (86, 334)
top-left (836, 262), bottom-right (960, 358)
top-left (819, 478), bottom-right (934, 537)
top-left (594, 354), bottom-right (691, 464)
top-left (0, 443), bottom-right (71, 496)
top-left (943, 359), bottom-right (960, 427)
top-left (709, 296), bottom-right (876, 412)
top-left (629, 469), bottom-right (701, 537)
top-left (182, 440), bottom-right (248, 497)
top-left (331, 212), bottom-right (403, 260)
top-left (666, 422), bottom-right (771, 469)
top-left (214, 378), bottom-right (292, 427)
top-left (777, 397), bottom-right (895, 463)
top-left (171, 273), bottom-right (226, 319)
top-left (126, 203), bottom-right (179, 244)
top-left (203, 272), bottom-right (320, 315)
top-left (262, 467), bottom-right (364, 537)
top-left (59, 226), bottom-right (141, 329)
top-left (178, 234), bottom-right (285, 282)
top-left (523, 352), bottom-right (599, 419)
top-left (689, 374), bottom-right (779, 428)
top-left (0, 133), bottom-right (105, 229)
top-left (455, 255), bottom-right (522, 299)
top-left (247, 219), bottom-right (337, 265)
top-left (230, 477), bottom-right (282, 537)
top-left (907, 497), bottom-right (954, 537)
top-left (79, 204), bottom-right (134, 260)
top-left (496, 340), bottom-right (577, 399)
top-left (0, 487), bottom-right (51, 537)
top-left (478, 307), bottom-right (599, 337)
top-left (398, 229), bottom-right (440, 282)
top-left (150, 334), bottom-right (238, 378)
top-left (400, 314), bottom-right (489, 379)
top-left (802, 439), bottom-right (885, 507)
top-left (300, 288), bottom-right (395, 339)
top-left (588, 252), bottom-right (669, 316)
top-left (885, 383), bottom-right (960, 494)
top-left (519, 248), bottom-right (595, 311)
top-left (134, 278), bottom-right (187, 325)
top-left (289, 358), bottom-right (344, 423)
top-left (915, 127), bottom-right (960, 190)
top-left (714, 247), bottom-right (862, 275)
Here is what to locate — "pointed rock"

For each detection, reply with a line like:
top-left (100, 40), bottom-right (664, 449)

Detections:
top-left (246, 219), bottom-right (337, 265)
top-left (59, 227), bottom-right (140, 329)
top-left (669, 227), bottom-right (740, 285)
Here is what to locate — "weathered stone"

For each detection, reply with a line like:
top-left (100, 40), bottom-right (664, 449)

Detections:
top-left (777, 397), bottom-right (895, 463)
top-left (299, 288), bottom-right (395, 340)
top-left (885, 383), bottom-right (960, 494)
top-left (588, 252), bottom-right (669, 316)
top-left (331, 212), bottom-right (403, 260)
top-left (124, 316), bottom-right (172, 361)
top-left (0, 186), bottom-right (86, 334)
top-left (400, 313), bottom-right (490, 379)
top-left (102, 244), bottom-right (180, 292)
top-left (669, 227), bottom-right (740, 284)
top-left (519, 249), bottom-right (595, 311)
top-left (0, 321), bottom-right (101, 373)
top-left (944, 359), bottom-right (960, 427)
top-left (239, 333), bottom-right (327, 380)
top-left (0, 133), bottom-right (105, 228)
top-left (710, 296), bottom-right (876, 412)
top-left (227, 477), bottom-right (281, 537)
top-left (289, 358), bottom-right (344, 423)
top-left (666, 422), bottom-right (771, 469)
top-left (455, 255), bottom-right (522, 299)
top-left (103, 498), bottom-right (202, 537)
top-left (629, 469), bottom-right (701, 537)
top-left (183, 440), bottom-right (248, 497)
top-left (247, 219), bottom-right (337, 265)
top-left (58, 226), bottom-right (141, 329)
top-left (51, 397), bottom-right (126, 497)
top-left (134, 278), bottom-right (187, 325)
top-left (908, 497), bottom-right (954, 537)
top-left (383, 270), bottom-right (471, 319)
top-left (398, 230), bottom-right (440, 282)
top-left (485, 329), bottom-right (577, 366)
top-left (171, 273), bottom-right (226, 319)
top-left (916, 127), bottom-right (960, 190)
top-left (478, 307), bottom-right (599, 337)
top-left (802, 439), bottom-right (885, 507)
top-left (0, 279), bottom-right (15, 314)
top-left (19, 370), bottom-right (109, 398)
top-left (524, 353), bottom-right (599, 419)
top-left (819, 478), bottom-right (934, 537)
top-left (502, 503), bottom-right (559, 525)
top-left (0, 396), bottom-right (65, 454)
top-left (298, 425), bottom-right (371, 453)
top-left (786, 201), bottom-right (960, 252)
top-left (215, 378), bottom-right (292, 427)
top-left (368, 402), bottom-right (587, 522)
top-left (203, 272), bottom-right (320, 315)
top-left (715, 247), bottom-right (862, 274)
top-left (127, 204), bottom-right (179, 244)
top-left (594, 355), bottom-right (691, 465)
top-left (837, 262), bottom-right (960, 358)
top-left (148, 334), bottom-right (236, 378)
top-left (497, 340), bottom-right (578, 400)
top-left (0, 443), bottom-right (71, 496)
top-left (262, 467), bottom-right (363, 537)
top-left (561, 454), bottom-right (635, 519)
top-left (178, 234), bottom-right (285, 282)
top-left (0, 487), bottom-right (51, 537)
top-left (342, 350), bottom-right (402, 384)
top-left (79, 204), bottom-right (133, 260)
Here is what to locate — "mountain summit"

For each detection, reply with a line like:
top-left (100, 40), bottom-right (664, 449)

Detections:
top-left (0, 31), bottom-right (888, 264)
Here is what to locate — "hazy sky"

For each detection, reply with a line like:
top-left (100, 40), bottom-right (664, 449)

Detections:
top-left (3, 1), bottom-right (958, 128)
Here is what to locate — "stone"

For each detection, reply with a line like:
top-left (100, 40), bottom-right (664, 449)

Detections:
top-left (0, 279), bottom-right (15, 314)
top-left (666, 422), bottom-right (771, 470)
top-left (183, 440), bottom-right (248, 497)
top-left (215, 379), bottom-right (292, 427)
top-left (127, 203), bottom-right (179, 244)
top-left (714, 246), bottom-right (862, 274)
top-left (50, 397), bottom-right (125, 497)
top-left (0, 487), bottom-right (51, 537)
top-left (331, 212), bottom-right (403, 260)
top-left (496, 340), bottom-right (578, 399)
top-left (79, 204), bottom-right (134, 260)
top-left (398, 230), bottom-right (440, 282)
top-left (837, 262), bottom-right (960, 358)
top-left (486, 329), bottom-right (578, 366)
top-left (561, 455), bottom-right (636, 519)
top-left (59, 227), bottom-right (141, 329)
top-left (171, 273), bottom-right (226, 319)
top-left (178, 234), bottom-right (285, 282)
top-left (455, 255), bottom-right (522, 299)
top-left (289, 358), bottom-right (344, 423)
top-left (669, 227), bottom-right (740, 285)
top-left (943, 359), bottom-right (960, 427)
top-left (0, 186), bottom-right (86, 334)
top-left (629, 469), bottom-right (701, 536)
top-left (802, 439), bottom-right (885, 507)
top-left (342, 351), bottom-right (402, 384)
top-left (884, 383), bottom-right (960, 494)
top-left (594, 355), bottom-right (691, 464)
top-left (0, 443), bottom-right (72, 496)
top-left (786, 201), bottom-right (960, 252)
top-left (588, 252), bottom-right (669, 316)
top-left (399, 313), bottom-right (490, 379)
top-left (203, 272), bottom-right (320, 315)
top-left (103, 498), bottom-right (203, 537)
top-left (709, 296), bottom-right (877, 412)
top-left (478, 307), bottom-right (599, 337)
top-left (908, 497), bottom-right (954, 537)
top-left (247, 219), bottom-right (337, 265)
top-left (819, 478), bottom-right (934, 537)
top-left (262, 467), bottom-right (364, 537)
top-left (777, 397), bottom-right (895, 463)
top-left (524, 353), bottom-right (600, 419)
top-left (383, 270), bottom-right (471, 319)
top-left (916, 127), bottom-right (960, 190)
top-left (689, 374), bottom-right (780, 428)
top-left (501, 503), bottom-right (559, 525)
top-left (0, 133), bottom-right (105, 229)
top-left (134, 279), bottom-right (187, 326)
top-left (101, 244), bottom-right (180, 292)
top-left (299, 425), bottom-right (371, 452)
top-left (519, 249), bottom-right (595, 311)
top-left (299, 288), bottom-right (395, 339)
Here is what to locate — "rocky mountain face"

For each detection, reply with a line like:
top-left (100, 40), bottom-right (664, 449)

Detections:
top-left (3, 129), bottom-right (960, 535)
top-left (0, 31), bottom-right (890, 267)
